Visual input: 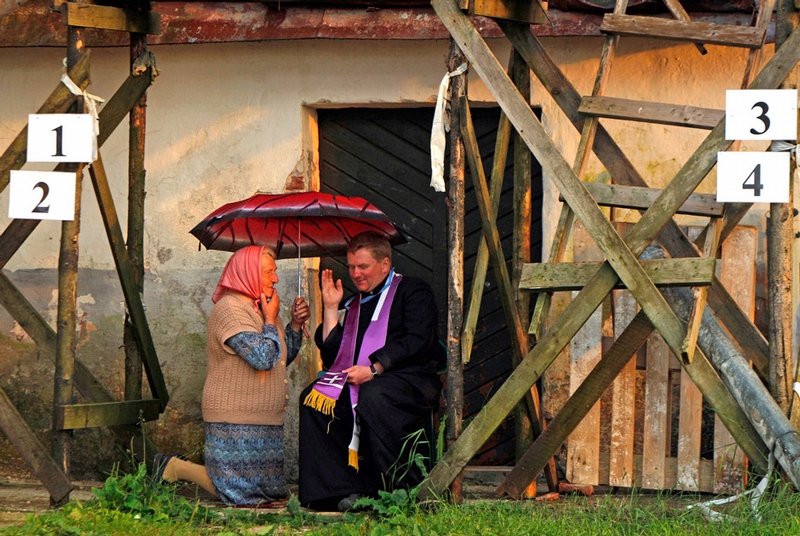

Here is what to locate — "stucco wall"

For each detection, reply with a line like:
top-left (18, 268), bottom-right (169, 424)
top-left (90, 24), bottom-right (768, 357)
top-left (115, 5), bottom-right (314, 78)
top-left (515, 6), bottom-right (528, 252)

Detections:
top-left (0, 36), bottom-right (779, 480)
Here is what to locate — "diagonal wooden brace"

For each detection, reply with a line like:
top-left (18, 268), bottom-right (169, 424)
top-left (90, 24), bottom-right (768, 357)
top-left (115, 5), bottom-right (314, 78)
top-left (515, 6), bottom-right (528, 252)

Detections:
top-left (460, 96), bottom-right (558, 491)
top-left (89, 153), bottom-right (169, 409)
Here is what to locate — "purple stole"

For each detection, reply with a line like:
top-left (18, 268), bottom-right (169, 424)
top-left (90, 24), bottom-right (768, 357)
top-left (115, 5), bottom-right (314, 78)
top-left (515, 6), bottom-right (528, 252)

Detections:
top-left (303, 272), bottom-right (402, 469)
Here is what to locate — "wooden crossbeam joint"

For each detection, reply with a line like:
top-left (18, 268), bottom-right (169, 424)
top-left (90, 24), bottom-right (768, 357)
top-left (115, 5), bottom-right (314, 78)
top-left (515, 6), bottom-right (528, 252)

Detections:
top-left (60, 2), bottom-right (162, 35)
top-left (459, 0), bottom-right (548, 25)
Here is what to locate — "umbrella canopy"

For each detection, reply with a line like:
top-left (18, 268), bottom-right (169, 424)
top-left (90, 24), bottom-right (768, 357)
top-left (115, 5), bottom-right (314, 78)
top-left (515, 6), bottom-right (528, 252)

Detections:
top-left (189, 191), bottom-right (406, 258)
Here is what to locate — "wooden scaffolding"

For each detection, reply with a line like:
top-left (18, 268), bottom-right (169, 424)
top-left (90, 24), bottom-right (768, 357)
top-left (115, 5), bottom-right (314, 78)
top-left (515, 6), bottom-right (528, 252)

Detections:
top-left (425, 0), bottom-right (800, 499)
top-left (0, 1), bottom-right (165, 504)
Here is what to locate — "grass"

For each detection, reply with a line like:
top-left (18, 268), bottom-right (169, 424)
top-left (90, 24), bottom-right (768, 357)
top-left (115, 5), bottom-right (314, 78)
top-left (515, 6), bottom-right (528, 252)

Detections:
top-left (2, 461), bottom-right (800, 536)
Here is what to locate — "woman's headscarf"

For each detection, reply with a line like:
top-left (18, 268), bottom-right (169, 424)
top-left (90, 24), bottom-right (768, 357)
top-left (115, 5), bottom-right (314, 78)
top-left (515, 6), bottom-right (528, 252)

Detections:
top-left (211, 245), bottom-right (273, 307)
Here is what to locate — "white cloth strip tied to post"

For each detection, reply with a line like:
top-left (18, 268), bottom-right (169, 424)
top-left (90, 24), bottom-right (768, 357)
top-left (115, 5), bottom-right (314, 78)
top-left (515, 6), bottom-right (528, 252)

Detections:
top-left (61, 58), bottom-right (105, 163)
top-left (769, 140), bottom-right (800, 164)
top-left (430, 62), bottom-right (468, 192)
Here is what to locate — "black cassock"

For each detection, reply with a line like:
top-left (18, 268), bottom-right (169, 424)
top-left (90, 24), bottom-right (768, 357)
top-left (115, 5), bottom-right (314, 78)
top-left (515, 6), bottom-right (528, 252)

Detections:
top-left (298, 276), bottom-right (445, 510)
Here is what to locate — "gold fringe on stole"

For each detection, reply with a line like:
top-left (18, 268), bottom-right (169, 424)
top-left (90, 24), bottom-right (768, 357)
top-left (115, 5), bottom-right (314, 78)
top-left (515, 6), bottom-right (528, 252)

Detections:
top-left (303, 389), bottom-right (337, 416)
top-left (348, 448), bottom-right (359, 471)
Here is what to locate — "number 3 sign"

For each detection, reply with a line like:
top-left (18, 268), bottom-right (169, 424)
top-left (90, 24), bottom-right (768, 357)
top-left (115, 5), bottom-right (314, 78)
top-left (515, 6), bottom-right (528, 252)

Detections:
top-left (725, 89), bottom-right (797, 141)
top-left (8, 170), bottom-right (76, 221)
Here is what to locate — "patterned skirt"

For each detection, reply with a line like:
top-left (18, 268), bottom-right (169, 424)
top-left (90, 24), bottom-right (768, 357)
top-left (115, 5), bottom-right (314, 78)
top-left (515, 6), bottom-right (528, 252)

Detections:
top-left (205, 422), bottom-right (286, 506)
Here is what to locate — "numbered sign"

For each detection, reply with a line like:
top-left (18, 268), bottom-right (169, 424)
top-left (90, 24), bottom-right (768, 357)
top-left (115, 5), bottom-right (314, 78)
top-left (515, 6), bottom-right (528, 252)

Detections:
top-left (725, 89), bottom-right (798, 141)
top-left (27, 114), bottom-right (95, 163)
top-left (716, 151), bottom-right (790, 203)
top-left (9, 170), bottom-right (76, 221)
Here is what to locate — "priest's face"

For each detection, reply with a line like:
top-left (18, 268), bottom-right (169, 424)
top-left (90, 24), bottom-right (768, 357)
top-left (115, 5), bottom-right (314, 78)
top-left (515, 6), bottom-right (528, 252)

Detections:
top-left (347, 248), bottom-right (391, 293)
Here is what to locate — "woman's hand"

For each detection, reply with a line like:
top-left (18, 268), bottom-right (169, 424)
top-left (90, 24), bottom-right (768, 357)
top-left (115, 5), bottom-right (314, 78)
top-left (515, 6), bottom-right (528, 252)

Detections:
top-left (260, 291), bottom-right (280, 325)
top-left (290, 296), bottom-right (311, 333)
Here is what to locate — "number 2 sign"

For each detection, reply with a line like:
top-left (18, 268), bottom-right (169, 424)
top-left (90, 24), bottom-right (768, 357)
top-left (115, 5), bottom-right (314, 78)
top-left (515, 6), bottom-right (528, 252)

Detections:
top-left (8, 170), bottom-right (76, 221)
top-left (725, 89), bottom-right (797, 141)
top-left (716, 151), bottom-right (790, 203)
top-left (27, 114), bottom-right (95, 163)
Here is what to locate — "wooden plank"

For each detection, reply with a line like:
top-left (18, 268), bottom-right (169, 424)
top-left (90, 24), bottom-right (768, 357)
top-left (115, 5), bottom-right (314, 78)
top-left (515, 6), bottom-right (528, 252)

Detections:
top-left (0, 387), bottom-right (72, 503)
top-left (609, 223), bottom-right (636, 487)
top-left (463, 75), bottom-right (512, 363)
top-left (424, 0), bottom-right (781, 496)
top-left (564, 181), bottom-right (723, 217)
top-left (600, 14), bottom-right (766, 48)
top-left (89, 154), bottom-right (168, 410)
top-left (676, 367), bottom-right (704, 491)
top-left (680, 218), bottom-right (721, 364)
top-left (713, 227), bottom-right (754, 494)
top-left (468, 0), bottom-right (547, 25)
top-left (567, 222), bottom-right (603, 486)
top-left (641, 332), bottom-right (670, 489)
top-left (498, 311), bottom-right (653, 498)
top-left (579, 96), bottom-right (723, 130)
top-left (57, 400), bottom-right (161, 430)
top-left (61, 3), bottom-right (161, 34)
top-left (520, 257), bottom-right (716, 292)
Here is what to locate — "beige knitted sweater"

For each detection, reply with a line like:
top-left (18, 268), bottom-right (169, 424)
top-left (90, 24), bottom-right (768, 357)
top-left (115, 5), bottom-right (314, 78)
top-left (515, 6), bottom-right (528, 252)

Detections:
top-left (202, 294), bottom-right (289, 426)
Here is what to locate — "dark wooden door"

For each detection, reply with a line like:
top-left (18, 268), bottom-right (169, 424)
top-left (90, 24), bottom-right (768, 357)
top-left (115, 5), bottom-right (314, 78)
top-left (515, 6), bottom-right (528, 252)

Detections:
top-left (318, 107), bottom-right (542, 465)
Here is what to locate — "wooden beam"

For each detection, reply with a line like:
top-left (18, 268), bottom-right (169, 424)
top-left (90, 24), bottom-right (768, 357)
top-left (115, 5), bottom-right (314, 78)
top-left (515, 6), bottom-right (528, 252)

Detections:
top-left (579, 96), bottom-right (723, 130)
top-left (61, 3), bottom-right (161, 34)
top-left (464, 0), bottom-right (547, 25)
top-left (89, 153), bottom-right (169, 410)
top-left (600, 14), bottom-right (766, 48)
top-left (564, 181), bottom-right (723, 217)
top-left (0, 387), bottom-right (72, 503)
top-left (520, 257), bottom-right (716, 292)
top-left (56, 400), bottom-right (161, 430)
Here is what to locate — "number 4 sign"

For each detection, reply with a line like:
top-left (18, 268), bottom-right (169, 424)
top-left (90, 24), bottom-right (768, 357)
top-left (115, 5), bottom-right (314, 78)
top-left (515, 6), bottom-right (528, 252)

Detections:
top-left (725, 89), bottom-right (797, 141)
top-left (8, 170), bottom-right (76, 221)
top-left (716, 151), bottom-right (790, 203)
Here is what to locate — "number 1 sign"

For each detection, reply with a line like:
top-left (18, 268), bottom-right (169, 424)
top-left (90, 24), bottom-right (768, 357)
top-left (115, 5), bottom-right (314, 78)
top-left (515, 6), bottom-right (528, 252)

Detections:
top-left (716, 151), bottom-right (790, 203)
top-left (8, 170), bottom-right (76, 221)
top-left (725, 89), bottom-right (797, 141)
top-left (27, 114), bottom-right (95, 163)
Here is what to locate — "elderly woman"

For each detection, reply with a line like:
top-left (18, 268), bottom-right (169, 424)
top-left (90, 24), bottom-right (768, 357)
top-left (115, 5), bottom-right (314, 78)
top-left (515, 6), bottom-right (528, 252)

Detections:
top-left (154, 245), bottom-right (310, 506)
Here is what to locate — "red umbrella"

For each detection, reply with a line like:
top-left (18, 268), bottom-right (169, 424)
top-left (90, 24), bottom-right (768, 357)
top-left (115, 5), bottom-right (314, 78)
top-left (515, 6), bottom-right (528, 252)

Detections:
top-left (189, 191), bottom-right (406, 257)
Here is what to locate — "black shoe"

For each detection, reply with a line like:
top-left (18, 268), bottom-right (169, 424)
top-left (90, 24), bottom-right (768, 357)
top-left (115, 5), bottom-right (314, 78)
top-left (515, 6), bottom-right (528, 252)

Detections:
top-left (337, 493), bottom-right (364, 512)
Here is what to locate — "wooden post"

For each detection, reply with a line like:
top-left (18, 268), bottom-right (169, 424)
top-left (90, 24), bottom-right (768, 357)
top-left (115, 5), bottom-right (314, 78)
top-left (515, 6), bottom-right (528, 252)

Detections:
top-left (53, 12), bottom-right (87, 504)
top-left (768, 0), bottom-right (797, 414)
top-left (125, 9), bottom-right (148, 439)
top-left (446, 39), bottom-right (467, 502)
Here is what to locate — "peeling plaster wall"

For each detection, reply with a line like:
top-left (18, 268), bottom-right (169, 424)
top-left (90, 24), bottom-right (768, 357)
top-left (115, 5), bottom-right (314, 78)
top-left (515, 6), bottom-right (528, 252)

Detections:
top-left (0, 37), bottom-right (776, 480)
